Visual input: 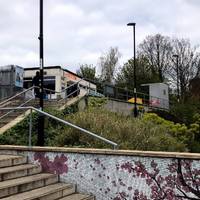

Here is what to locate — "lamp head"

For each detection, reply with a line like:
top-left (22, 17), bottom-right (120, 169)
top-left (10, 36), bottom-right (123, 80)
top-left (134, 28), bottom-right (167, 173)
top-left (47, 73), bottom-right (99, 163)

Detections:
top-left (127, 23), bottom-right (136, 26)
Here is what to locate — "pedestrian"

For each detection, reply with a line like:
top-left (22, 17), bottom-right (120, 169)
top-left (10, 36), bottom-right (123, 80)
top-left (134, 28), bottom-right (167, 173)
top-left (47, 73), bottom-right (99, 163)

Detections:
top-left (32, 71), bottom-right (40, 98)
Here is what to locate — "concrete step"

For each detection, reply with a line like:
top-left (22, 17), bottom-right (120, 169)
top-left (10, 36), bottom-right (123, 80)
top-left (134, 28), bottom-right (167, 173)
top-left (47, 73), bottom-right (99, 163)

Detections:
top-left (1, 113), bottom-right (21, 118)
top-left (0, 110), bottom-right (22, 115)
top-left (0, 117), bottom-right (19, 123)
top-left (0, 164), bottom-right (42, 181)
top-left (59, 193), bottom-right (95, 200)
top-left (0, 123), bottom-right (7, 128)
top-left (0, 173), bottom-right (58, 198)
top-left (0, 183), bottom-right (76, 200)
top-left (0, 155), bottom-right (27, 168)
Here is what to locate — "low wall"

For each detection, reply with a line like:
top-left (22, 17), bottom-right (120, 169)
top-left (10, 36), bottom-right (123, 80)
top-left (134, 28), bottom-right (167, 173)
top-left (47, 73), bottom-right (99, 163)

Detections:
top-left (1, 145), bottom-right (200, 200)
top-left (104, 99), bottom-right (148, 115)
top-left (104, 99), bottom-right (140, 116)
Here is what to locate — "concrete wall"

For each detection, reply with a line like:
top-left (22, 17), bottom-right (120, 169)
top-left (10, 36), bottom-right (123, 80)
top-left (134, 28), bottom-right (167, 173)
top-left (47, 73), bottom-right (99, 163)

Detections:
top-left (1, 146), bottom-right (199, 200)
top-left (104, 99), bottom-right (134, 116)
top-left (104, 99), bottom-right (146, 116)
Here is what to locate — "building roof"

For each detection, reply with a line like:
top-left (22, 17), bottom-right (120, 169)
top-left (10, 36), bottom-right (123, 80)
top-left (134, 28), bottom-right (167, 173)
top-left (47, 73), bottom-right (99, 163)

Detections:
top-left (24, 66), bottom-right (61, 70)
top-left (24, 66), bottom-right (98, 85)
top-left (24, 66), bottom-right (83, 79)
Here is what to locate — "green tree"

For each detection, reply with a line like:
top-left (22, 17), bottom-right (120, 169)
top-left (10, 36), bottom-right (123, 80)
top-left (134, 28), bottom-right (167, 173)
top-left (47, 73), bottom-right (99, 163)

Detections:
top-left (115, 56), bottom-right (160, 91)
top-left (76, 64), bottom-right (96, 81)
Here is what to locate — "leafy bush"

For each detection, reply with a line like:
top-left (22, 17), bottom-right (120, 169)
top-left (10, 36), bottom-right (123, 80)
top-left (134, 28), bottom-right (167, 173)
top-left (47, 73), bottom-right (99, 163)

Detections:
top-left (170, 101), bottom-right (200, 125)
top-left (1, 97), bottom-right (200, 152)
top-left (50, 110), bottom-right (189, 151)
top-left (88, 97), bottom-right (108, 108)
top-left (0, 112), bottom-right (39, 146)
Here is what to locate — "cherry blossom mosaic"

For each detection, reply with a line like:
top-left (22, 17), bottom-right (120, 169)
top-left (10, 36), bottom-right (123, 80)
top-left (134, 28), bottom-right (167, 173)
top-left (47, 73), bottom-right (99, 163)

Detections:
top-left (18, 151), bottom-right (200, 200)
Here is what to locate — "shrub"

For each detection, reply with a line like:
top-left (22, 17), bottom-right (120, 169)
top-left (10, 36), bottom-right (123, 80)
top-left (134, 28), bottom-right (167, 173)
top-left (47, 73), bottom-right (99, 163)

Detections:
top-left (0, 97), bottom-right (199, 152)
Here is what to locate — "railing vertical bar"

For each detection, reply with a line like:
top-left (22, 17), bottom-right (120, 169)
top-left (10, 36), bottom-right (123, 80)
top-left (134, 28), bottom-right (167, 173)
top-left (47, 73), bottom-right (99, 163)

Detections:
top-left (29, 108), bottom-right (32, 147)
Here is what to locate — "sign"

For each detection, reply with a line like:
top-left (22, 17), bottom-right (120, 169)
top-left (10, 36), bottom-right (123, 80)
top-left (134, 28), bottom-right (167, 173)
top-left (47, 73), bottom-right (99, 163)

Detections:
top-left (15, 66), bottom-right (24, 87)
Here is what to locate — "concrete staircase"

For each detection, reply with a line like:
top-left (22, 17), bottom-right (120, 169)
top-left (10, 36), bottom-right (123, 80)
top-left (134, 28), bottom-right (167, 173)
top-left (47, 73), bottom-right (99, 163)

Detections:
top-left (0, 98), bottom-right (65, 132)
top-left (0, 154), bottom-right (94, 200)
top-left (0, 88), bottom-right (88, 134)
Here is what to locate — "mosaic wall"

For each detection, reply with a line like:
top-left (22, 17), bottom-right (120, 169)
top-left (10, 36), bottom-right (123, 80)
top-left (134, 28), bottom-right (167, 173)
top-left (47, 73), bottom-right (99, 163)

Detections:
top-left (21, 151), bottom-right (200, 200)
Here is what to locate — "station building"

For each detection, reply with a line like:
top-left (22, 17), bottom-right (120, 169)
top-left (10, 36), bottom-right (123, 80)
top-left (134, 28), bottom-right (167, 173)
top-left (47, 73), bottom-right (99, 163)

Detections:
top-left (23, 66), bottom-right (96, 99)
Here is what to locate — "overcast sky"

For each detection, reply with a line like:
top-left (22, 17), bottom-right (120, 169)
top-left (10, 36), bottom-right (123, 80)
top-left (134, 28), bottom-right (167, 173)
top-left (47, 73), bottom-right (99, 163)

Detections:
top-left (0, 0), bottom-right (200, 72)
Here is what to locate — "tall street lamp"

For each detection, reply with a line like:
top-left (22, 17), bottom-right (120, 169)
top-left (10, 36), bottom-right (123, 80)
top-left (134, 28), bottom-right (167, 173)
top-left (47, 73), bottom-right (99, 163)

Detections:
top-left (173, 54), bottom-right (180, 102)
top-left (127, 22), bottom-right (138, 117)
top-left (37, 0), bottom-right (44, 146)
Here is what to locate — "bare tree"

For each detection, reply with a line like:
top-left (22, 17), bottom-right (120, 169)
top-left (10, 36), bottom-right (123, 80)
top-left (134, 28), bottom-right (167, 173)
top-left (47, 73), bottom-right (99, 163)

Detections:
top-left (170, 38), bottom-right (200, 99)
top-left (99, 47), bottom-right (121, 83)
top-left (138, 34), bottom-right (172, 82)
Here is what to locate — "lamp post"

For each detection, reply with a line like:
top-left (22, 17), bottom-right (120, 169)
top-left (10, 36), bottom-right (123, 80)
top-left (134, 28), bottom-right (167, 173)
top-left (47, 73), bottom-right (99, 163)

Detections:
top-left (173, 54), bottom-right (180, 102)
top-left (37, 0), bottom-right (44, 146)
top-left (127, 22), bottom-right (138, 117)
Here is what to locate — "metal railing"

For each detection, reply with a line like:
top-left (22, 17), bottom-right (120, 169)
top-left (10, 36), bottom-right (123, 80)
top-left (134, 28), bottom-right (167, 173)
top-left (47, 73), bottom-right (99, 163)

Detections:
top-left (0, 86), bottom-right (35, 107)
top-left (95, 85), bottom-right (171, 111)
top-left (0, 97), bottom-right (34, 120)
top-left (0, 80), bottom-right (89, 130)
top-left (0, 79), bottom-right (86, 107)
top-left (0, 106), bottom-right (118, 149)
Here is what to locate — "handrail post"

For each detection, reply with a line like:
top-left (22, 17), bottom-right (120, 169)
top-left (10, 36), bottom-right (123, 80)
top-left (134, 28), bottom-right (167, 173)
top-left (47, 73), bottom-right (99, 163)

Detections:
top-left (29, 108), bottom-right (32, 147)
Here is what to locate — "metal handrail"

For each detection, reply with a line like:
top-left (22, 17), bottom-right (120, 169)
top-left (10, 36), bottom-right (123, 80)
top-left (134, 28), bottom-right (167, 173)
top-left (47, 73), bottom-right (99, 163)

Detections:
top-left (0, 79), bottom-right (86, 107)
top-left (0, 106), bottom-right (118, 149)
top-left (31, 79), bottom-right (85, 98)
top-left (0, 86), bottom-right (35, 107)
top-left (0, 98), bottom-right (34, 120)
top-left (0, 94), bottom-right (15, 103)
top-left (61, 78), bottom-right (84, 93)
top-left (39, 78), bottom-right (85, 94)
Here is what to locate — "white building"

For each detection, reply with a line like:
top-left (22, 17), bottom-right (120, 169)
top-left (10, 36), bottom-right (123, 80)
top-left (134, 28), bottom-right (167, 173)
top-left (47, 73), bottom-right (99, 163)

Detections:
top-left (141, 83), bottom-right (169, 110)
top-left (24, 66), bottom-right (96, 99)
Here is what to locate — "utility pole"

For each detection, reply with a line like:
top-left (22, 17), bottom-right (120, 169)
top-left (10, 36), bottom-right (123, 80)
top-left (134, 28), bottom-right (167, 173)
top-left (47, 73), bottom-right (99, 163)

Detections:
top-left (173, 54), bottom-right (180, 102)
top-left (37, 0), bottom-right (44, 146)
top-left (127, 22), bottom-right (138, 117)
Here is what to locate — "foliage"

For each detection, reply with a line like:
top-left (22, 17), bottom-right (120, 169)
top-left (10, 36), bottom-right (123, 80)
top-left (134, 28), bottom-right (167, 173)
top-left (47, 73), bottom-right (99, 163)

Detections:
top-left (170, 101), bottom-right (200, 125)
top-left (0, 112), bottom-right (39, 146)
top-left (1, 97), bottom-right (200, 152)
top-left (52, 110), bottom-right (192, 152)
top-left (88, 97), bottom-right (108, 108)
top-left (76, 64), bottom-right (96, 81)
top-left (0, 104), bottom-right (79, 146)
top-left (116, 56), bottom-right (160, 91)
